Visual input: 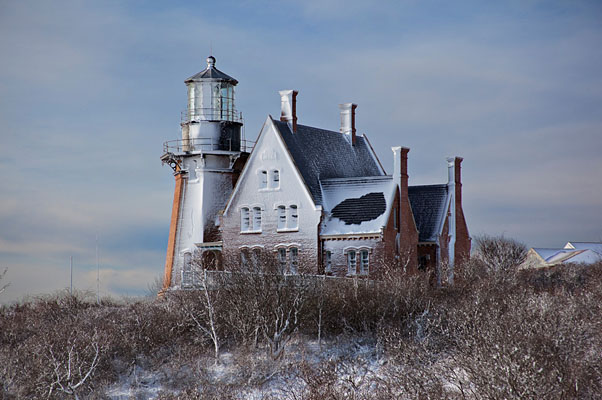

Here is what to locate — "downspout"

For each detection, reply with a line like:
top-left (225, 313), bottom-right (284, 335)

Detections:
top-left (446, 157), bottom-right (456, 285)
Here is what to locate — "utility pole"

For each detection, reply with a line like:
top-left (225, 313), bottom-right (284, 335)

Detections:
top-left (70, 256), bottom-right (73, 295)
top-left (96, 234), bottom-right (99, 304)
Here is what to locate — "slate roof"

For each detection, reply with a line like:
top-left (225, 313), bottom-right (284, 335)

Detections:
top-left (320, 176), bottom-right (396, 235)
top-left (273, 120), bottom-right (384, 206)
top-left (408, 184), bottom-right (449, 242)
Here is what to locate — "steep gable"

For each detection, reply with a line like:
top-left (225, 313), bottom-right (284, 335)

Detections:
top-left (223, 117), bottom-right (316, 216)
top-left (408, 184), bottom-right (449, 242)
top-left (273, 121), bottom-right (385, 205)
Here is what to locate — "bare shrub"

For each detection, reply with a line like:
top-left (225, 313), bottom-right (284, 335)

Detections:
top-left (0, 267), bottom-right (8, 295)
top-left (471, 234), bottom-right (527, 275)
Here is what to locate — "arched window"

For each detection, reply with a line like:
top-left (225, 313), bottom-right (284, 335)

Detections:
top-left (259, 170), bottom-right (268, 189)
top-left (347, 250), bottom-right (357, 275)
top-left (271, 170), bottom-right (280, 189)
top-left (289, 205), bottom-right (298, 229)
top-left (278, 248), bottom-right (287, 272)
top-left (252, 207), bottom-right (262, 231)
top-left (289, 247), bottom-right (298, 274)
top-left (277, 205), bottom-right (286, 230)
top-left (240, 207), bottom-right (250, 232)
top-left (240, 249), bottom-right (249, 270)
top-left (360, 250), bottom-right (369, 275)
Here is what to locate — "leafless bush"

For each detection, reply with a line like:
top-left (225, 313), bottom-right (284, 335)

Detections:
top-left (471, 234), bottom-right (527, 275)
top-left (0, 267), bottom-right (8, 295)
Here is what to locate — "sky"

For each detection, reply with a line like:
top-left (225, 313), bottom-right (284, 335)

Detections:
top-left (1, 0), bottom-right (601, 303)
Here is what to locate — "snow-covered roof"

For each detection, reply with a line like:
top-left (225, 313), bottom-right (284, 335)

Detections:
top-left (408, 184), bottom-right (449, 242)
top-left (531, 247), bottom-right (602, 265)
top-left (273, 121), bottom-right (385, 206)
top-left (564, 242), bottom-right (602, 255)
top-left (320, 176), bottom-right (396, 235)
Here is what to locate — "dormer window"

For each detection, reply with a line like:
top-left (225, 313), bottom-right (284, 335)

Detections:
top-left (271, 170), bottom-right (280, 189)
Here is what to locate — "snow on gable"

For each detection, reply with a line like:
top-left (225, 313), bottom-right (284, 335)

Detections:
top-left (223, 116), bottom-right (316, 217)
top-left (564, 242), bottom-right (602, 256)
top-left (320, 176), bottom-right (396, 235)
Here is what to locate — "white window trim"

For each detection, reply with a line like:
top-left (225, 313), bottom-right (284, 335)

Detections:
top-left (275, 204), bottom-right (300, 232)
top-left (258, 168), bottom-right (282, 192)
top-left (258, 169), bottom-right (268, 190)
top-left (240, 205), bottom-right (263, 233)
top-left (270, 169), bottom-right (280, 190)
top-left (343, 247), bottom-right (372, 276)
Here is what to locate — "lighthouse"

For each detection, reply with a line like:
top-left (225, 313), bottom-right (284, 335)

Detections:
top-left (161, 56), bottom-right (251, 291)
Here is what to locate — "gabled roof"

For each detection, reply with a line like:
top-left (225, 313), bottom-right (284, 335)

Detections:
top-left (273, 120), bottom-right (385, 206)
top-left (564, 242), bottom-right (602, 255)
top-left (408, 184), bottom-right (449, 242)
top-left (320, 176), bottom-right (396, 235)
top-left (531, 247), bottom-right (602, 265)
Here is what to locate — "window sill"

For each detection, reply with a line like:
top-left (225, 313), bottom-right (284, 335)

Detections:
top-left (240, 230), bottom-right (262, 234)
top-left (276, 228), bottom-right (299, 233)
top-left (258, 188), bottom-right (281, 192)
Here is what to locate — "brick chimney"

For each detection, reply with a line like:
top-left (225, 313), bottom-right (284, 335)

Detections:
top-left (339, 103), bottom-right (357, 145)
top-left (393, 147), bottom-right (410, 200)
top-left (279, 90), bottom-right (298, 133)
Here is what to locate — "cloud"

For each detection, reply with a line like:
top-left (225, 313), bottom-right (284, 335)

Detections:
top-left (1, 0), bottom-right (601, 303)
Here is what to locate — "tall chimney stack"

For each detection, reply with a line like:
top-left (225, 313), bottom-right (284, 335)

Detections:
top-left (339, 103), bottom-right (357, 145)
top-left (279, 90), bottom-right (298, 133)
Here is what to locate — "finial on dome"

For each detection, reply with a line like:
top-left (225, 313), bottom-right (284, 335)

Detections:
top-left (206, 55), bottom-right (216, 68)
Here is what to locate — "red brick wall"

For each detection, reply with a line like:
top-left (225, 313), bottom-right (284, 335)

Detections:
top-left (453, 157), bottom-right (471, 265)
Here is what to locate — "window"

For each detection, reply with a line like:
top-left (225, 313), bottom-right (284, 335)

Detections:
top-left (289, 247), bottom-right (298, 274)
top-left (259, 170), bottom-right (268, 189)
top-left (252, 248), bottom-right (261, 268)
top-left (276, 204), bottom-right (299, 232)
top-left (393, 207), bottom-right (399, 231)
top-left (241, 207), bottom-right (250, 232)
top-left (278, 248), bottom-right (287, 272)
top-left (325, 251), bottom-right (332, 274)
top-left (360, 250), bottom-right (369, 275)
top-left (289, 205), bottom-right (298, 229)
top-left (240, 250), bottom-right (249, 270)
top-left (252, 207), bottom-right (262, 231)
top-left (182, 252), bottom-right (193, 287)
top-left (347, 250), bottom-right (357, 275)
top-left (271, 170), bottom-right (280, 189)
top-left (277, 205), bottom-right (286, 230)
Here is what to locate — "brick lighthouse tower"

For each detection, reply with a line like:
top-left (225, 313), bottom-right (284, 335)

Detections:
top-left (161, 56), bottom-right (251, 291)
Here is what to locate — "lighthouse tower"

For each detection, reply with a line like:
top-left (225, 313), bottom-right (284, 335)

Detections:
top-left (161, 56), bottom-right (251, 291)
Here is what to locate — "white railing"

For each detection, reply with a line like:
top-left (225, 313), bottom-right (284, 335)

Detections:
top-left (163, 137), bottom-right (255, 153)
